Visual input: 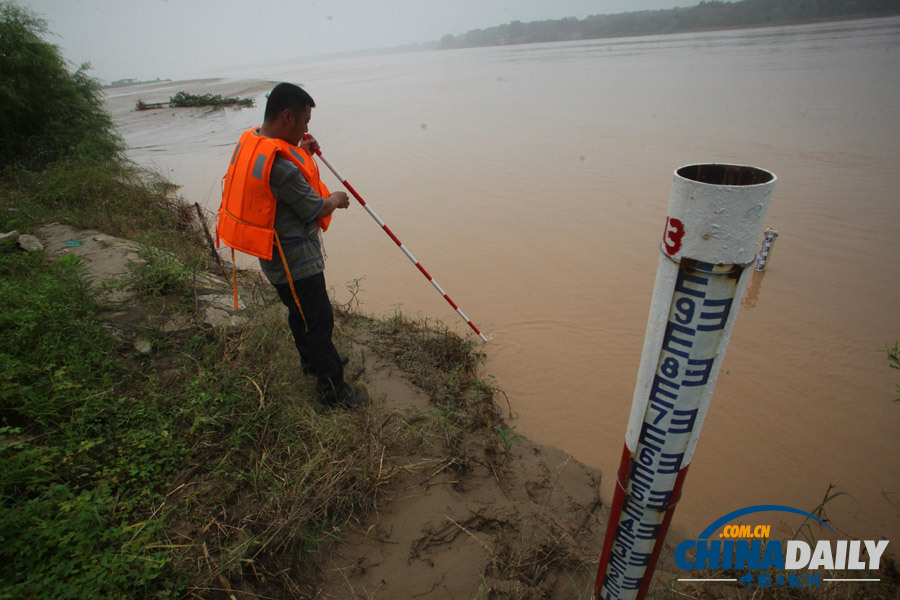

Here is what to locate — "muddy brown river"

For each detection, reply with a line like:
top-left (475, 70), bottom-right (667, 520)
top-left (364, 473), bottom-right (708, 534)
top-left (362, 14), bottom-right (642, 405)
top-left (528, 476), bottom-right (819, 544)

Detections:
top-left (106, 16), bottom-right (900, 544)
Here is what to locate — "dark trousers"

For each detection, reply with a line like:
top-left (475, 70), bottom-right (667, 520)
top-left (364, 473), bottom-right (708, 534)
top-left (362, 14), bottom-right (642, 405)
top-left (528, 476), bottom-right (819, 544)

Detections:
top-left (273, 272), bottom-right (346, 402)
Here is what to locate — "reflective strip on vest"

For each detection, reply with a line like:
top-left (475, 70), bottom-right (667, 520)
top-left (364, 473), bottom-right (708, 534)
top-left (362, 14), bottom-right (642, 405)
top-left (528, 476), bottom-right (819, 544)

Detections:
top-left (252, 154), bottom-right (267, 180)
top-left (288, 147), bottom-right (306, 165)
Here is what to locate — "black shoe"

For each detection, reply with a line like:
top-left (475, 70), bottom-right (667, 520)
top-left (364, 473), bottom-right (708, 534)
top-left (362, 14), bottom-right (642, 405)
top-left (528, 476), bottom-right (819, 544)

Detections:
top-left (302, 355), bottom-right (349, 376)
top-left (325, 386), bottom-right (369, 409)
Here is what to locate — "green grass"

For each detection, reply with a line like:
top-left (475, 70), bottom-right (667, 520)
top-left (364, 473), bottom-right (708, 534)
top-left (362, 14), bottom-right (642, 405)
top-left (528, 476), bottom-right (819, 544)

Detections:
top-left (0, 250), bottom-right (179, 598)
top-left (2, 3), bottom-right (895, 592)
top-left (0, 243), bottom-right (392, 598)
top-left (126, 240), bottom-right (194, 300)
top-left (1, 161), bottom-right (203, 256)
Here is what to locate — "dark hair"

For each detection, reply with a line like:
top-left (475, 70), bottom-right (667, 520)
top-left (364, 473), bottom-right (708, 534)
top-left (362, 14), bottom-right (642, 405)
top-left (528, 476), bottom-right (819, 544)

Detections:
top-left (264, 82), bottom-right (315, 122)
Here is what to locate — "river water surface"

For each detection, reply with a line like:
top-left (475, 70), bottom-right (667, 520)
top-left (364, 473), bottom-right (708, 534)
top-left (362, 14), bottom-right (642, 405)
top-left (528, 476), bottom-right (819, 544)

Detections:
top-left (105, 17), bottom-right (900, 543)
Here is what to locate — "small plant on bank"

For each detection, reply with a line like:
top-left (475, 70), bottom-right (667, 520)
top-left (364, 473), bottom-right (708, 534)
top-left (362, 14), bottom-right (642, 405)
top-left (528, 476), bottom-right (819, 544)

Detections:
top-left (490, 424), bottom-right (524, 455)
top-left (126, 241), bottom-right (192, 298)
top-left (792, 483), bottom-right (849, 543)
top-left (432, 406), bottom-right (465, 448)
top-left (339, 276), bottom-right (366, 316)
top-left (881, 341), bottom-right (900, 402)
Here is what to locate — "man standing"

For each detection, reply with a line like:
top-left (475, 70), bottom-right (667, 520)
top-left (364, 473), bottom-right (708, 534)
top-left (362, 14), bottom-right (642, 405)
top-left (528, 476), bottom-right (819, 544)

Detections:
top-left (219, 82), bottom-right (367, 408)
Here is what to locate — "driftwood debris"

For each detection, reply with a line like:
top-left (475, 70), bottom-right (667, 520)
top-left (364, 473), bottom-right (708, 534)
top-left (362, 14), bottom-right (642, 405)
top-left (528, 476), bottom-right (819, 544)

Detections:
top-left (135, 100), bottom-right (169, 111)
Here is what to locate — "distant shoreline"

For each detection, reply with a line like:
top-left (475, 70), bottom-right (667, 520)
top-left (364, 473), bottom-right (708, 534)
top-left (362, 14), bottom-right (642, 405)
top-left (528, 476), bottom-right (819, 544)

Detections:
top-left (437, 1), bottom-right (900, 50)
top-left (104, 11), bottom-right (900, 86)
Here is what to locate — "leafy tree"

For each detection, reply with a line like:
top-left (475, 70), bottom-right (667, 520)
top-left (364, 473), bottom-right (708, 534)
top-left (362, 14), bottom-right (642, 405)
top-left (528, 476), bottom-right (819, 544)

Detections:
top-left (0, 2), bottom-right (122, 170)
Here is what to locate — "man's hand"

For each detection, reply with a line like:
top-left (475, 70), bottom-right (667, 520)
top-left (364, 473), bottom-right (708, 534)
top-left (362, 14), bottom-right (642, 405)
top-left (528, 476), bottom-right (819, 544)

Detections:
top-left (330, 191), bottom-right (350, 210)
top-left (300, 135), bottom-right (320, 155)
top-left (318, 191), bottom-right (350, 219)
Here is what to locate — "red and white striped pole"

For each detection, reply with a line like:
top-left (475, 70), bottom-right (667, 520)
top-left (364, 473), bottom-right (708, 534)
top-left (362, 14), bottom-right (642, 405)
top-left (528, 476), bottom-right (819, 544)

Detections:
top-left (594, 164), bottom-right (776, 600)
top-left (307, 139), bottom-right (488, 342)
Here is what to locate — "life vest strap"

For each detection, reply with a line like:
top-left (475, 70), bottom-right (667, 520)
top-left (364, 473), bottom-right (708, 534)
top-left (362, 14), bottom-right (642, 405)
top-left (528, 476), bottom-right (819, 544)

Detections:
top-left (221, 206), bottom-right (275, 234)
top-left (274, 231), bottom-right (307, 332)
top-left (229, 239), bottom-right (306, 333)
top-left (231, 248), bottom-right (239, 310)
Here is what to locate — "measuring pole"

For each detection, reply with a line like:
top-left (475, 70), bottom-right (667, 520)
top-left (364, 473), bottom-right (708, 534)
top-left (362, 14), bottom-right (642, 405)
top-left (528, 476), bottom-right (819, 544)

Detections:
top-left (755, 227), bottom-right (779, 271)
top-left (594, 164), bottom-right (776, 600)
top-left (306, 139), bottom-right (488, 342)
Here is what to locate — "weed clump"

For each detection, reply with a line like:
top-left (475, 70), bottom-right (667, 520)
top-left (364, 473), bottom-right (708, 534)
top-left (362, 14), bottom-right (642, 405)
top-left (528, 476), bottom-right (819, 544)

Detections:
top-left (374, 313), bottom-right (490, 402)
top-left (374, 312), bottom-right (501, 427)
top-left (135, 92), bottom-right (255, 111)
top-left (368, 310), bottom-right (510, 466)
top-left (126, 242), bottom-right (193, 298)
top-left (168, 91), bottom-right (254, 108)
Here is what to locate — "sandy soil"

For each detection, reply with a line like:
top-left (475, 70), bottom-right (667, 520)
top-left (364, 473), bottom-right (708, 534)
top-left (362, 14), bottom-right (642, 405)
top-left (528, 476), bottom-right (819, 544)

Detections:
top-left (321, 349), bottom-right (606, 599)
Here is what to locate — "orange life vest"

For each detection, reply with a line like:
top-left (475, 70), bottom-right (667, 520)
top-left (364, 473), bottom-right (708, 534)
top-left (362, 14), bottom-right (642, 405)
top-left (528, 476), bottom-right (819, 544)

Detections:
top-left (216, 127), bottom-right (333, 324)
top-left (218, 127), bottom-right (331, 260)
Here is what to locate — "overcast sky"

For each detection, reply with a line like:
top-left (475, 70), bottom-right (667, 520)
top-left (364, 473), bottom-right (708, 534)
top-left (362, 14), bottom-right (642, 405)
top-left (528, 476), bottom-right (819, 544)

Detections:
top-left (18, 0), bottom-right (692, 82)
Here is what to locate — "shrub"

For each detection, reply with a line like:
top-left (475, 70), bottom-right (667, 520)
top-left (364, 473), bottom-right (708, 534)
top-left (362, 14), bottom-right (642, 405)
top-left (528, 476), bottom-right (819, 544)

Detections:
top-left (0, 2), bottom-right (122, 169)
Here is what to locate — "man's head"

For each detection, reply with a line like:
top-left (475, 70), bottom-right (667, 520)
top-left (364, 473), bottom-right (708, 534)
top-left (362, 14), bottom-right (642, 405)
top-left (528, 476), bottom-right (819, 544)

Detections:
top-left (262, 83), bottom-right (316, 145)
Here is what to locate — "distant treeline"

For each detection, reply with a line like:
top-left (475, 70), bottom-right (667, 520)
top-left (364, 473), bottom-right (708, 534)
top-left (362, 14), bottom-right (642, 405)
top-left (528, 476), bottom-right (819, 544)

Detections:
top-left (439, 0), bottom-right (900, 49)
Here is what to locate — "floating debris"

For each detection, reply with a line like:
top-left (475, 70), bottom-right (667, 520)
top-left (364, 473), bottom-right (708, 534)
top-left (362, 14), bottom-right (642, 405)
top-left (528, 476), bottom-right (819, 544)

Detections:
top-left (136, 91), bottom-right (254, 111)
